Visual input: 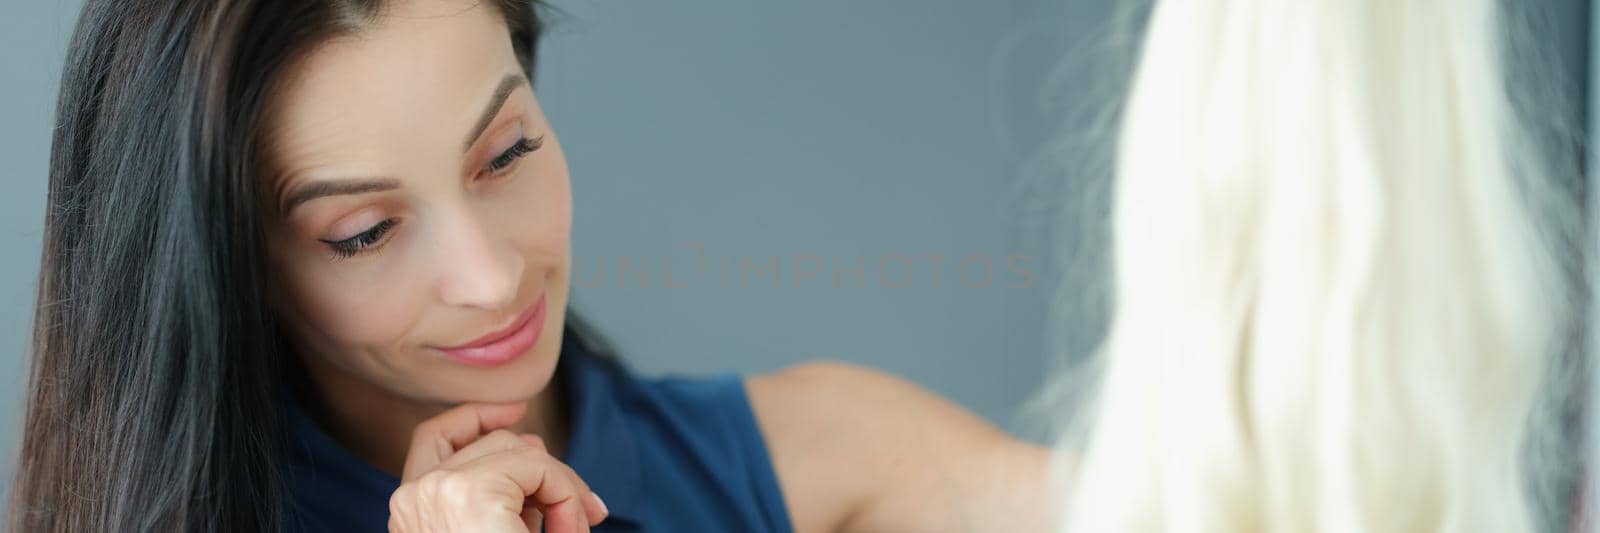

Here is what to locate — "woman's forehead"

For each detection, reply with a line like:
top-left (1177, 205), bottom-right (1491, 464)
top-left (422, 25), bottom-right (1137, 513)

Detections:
top-left (266, 0), bottom-right (523, 195)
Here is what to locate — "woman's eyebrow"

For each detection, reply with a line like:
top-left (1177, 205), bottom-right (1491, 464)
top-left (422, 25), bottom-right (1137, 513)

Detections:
top-left (277, 73), bottom-right (527, 215)
top-left (461, 72), bottom-right (528, 152)
top-left (281, 177), bottom-right (401, 214)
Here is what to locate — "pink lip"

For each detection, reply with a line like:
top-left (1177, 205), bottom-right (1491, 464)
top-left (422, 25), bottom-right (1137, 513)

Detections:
top-left (434, 293), bottom-right (546, 368)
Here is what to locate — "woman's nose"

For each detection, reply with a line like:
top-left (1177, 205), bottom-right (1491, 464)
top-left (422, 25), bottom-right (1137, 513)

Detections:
top-left (432, 209), bottom-right (524, 311)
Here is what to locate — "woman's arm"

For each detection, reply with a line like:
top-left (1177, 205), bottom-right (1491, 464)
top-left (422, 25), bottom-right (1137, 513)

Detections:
top-left (747, 362), bottom-right (1058, 533)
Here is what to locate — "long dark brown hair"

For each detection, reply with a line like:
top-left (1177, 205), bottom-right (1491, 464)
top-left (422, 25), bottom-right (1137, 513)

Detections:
top-left (7, 0), bottom-right (565, 530)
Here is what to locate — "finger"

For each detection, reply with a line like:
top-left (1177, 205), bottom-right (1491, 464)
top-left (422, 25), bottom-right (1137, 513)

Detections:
top-left (455, 447), bottom-right (583, 509)
top-left (416, 428), bottom-right (601, 530)
top-left (437, 429), bottom-right (530, 470)
top-left (420, 452), bottom-right (572, 532)
top-left (532, 456), bottom-right (604, 525)
top-left (388, 484), bottom-right (421, 532)
top-left (584, 493), bottom-right (609, 526)
top-left (520, 504), bottom-right (542, 533)
top-left (402, 402), bottom-right (527, 481)
top-left (512, 435), bottom-right (604, 524)
top-left (540, 499), bottom-right (588, 533)
top-left (570, 498), bottom-right (592, 533)
top-left (555, 463), bottom-right (606, 525)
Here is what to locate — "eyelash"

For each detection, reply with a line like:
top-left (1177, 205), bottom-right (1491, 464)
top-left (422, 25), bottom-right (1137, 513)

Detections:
top-left (320, 218), bottom-right (397, 260)
top-left (314, 136), bottom-right (540, 260)
top-left (484, 135), bottom-right (544, 174)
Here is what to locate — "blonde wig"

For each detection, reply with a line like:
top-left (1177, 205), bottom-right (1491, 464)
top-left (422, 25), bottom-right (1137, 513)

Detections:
top-left (1053, 0), bottom-right (1585, 531)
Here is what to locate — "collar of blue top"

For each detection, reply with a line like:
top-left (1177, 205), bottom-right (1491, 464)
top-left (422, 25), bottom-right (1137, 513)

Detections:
top-left (283, 330), bottom-right (645, 525)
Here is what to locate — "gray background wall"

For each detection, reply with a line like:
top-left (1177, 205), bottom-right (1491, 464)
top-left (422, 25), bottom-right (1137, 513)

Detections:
top-left (536, 0), bottom-right (1117, 430)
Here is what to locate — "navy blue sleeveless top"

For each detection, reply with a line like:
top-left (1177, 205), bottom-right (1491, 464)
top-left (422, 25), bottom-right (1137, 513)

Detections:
top-left (281, 336), bottom-right (794, 532)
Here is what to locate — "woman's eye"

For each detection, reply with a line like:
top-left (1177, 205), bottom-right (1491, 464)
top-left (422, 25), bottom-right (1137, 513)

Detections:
top-left (319, 218), bottom-right (397, 260)
top-left (483, 135), bottom-right (544, 175)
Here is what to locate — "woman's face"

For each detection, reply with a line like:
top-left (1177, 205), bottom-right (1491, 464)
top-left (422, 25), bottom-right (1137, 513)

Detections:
top-left (262, 0), bottom-right (570, 406)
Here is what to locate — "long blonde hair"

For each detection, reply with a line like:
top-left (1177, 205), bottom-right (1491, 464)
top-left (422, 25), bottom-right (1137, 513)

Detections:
top-left (1053, 0), bottom-right (1584, 531)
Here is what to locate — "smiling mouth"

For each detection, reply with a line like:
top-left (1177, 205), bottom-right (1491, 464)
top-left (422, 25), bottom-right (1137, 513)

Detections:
top-left (431, 292), bottom-right (547, 367)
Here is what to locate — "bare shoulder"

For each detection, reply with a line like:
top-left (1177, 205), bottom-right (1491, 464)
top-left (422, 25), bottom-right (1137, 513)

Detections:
top-left (742, 362), bottom-right (898, 533)
top-left (745, 361), bottom-right (1053, 533)
top-left (746, 361), bottom-right (991, 463)
top-left (747, 360), bottom-right (925, 421)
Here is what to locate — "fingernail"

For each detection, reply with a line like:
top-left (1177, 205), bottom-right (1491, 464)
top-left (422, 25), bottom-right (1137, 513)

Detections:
top-left (591, 493), bottom-right (609, 516)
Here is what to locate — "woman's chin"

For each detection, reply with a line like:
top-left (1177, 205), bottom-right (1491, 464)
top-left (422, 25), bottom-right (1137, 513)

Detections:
top-left (429, 349), bottom-right (559, 405)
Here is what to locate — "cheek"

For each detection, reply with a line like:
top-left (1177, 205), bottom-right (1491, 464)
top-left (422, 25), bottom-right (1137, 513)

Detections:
top-left (490, 150), bottom-right (572, 256)
top-left (276, 254), bottom-right (428, 351)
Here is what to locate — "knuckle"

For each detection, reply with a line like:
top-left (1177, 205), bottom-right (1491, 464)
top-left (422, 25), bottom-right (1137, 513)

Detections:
top-left (387, 492), bottom-right (407, 516)
top-left (388, 487), bottom-right (416, 529)
top-left (513, 445), bottom-right (553, 464)
top-left (482, 429), bottom-right (522, 449)
top-left (433, 471), bottom-right (477, 500)
top-left (414, 469), bottom-right (454, 496)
